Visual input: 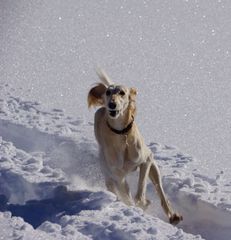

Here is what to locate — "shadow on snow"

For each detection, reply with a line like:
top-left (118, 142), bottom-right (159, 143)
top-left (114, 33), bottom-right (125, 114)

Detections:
top-left (0, 185), bottom-right (112, 228)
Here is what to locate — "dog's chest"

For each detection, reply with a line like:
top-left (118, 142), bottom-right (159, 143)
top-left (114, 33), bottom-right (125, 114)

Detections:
top-left (104, 135), bottom-right (144, 172)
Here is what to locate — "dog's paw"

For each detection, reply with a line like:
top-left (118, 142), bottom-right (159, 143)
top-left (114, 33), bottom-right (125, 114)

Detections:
top-left (135, 198), bottom-right (151, 210)
top-left (169, 213), bottom-right (183, 225)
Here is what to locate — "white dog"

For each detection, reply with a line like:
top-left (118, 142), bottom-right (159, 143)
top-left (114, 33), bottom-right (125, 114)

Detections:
top-left (88, 69), bottom-right (182, 225)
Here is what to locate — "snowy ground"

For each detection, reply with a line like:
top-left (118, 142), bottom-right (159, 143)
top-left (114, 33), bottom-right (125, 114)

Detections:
top-left (0, 84), bottom-right (230, 240)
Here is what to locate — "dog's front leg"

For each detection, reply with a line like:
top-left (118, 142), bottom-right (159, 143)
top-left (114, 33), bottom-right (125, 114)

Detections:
top-left (135, 159), bottom-right (152, 210)
top-left (105, 177), bottom-right (118, 196)
top-left (149, 157), bottom-right (183, 225)
top-left (116, 178), bottom-right (134, 206)
top-left (105, 177), bottom-right (131, 205)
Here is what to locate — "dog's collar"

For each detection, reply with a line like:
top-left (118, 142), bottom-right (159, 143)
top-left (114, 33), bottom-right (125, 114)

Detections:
top-left (107, 117), bottom-right (134, 135)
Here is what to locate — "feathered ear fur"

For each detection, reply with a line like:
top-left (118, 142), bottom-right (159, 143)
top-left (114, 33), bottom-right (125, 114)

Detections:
top-left (88, 83), bottom-right (107, 108)
top-left (88, 69), bottom-right (114, 108)
top-left (128, 87), bottom-right (137, 119)
top-left (129, 88), bottom-right (137, 101)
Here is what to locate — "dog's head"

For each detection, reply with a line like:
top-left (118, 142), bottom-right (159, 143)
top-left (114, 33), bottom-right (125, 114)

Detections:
top-left (104, 84), bottom-right (136, 119)
top-left (88, 70), bottom-right (137, 119)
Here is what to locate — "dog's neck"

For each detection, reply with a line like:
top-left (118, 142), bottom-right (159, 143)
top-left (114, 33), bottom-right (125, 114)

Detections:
top-left (107, 116), bottom-right (134, 135)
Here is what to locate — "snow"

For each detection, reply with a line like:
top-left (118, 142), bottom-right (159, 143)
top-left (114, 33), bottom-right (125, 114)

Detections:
top-left (1, 1), bottom-right (231, 239)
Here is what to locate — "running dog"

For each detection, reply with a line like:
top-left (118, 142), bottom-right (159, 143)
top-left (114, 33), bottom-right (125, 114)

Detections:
top-left (88, 69), bottom-right (182, 225)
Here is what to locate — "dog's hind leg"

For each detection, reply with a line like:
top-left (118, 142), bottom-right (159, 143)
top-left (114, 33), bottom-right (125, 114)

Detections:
top-left (135, 160), bottom-right (152, 210)
top-left (149, 157), bottom-right (183, 225)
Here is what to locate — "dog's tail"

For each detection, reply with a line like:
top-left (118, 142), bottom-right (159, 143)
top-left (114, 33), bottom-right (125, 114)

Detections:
top-left (96, 68), bottom-right (113, 87)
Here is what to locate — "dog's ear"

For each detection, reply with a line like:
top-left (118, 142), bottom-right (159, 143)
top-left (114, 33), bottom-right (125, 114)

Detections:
top-left (129, 87), bottom-right (137, 101)
top-left (88, 83), bottom-right (107, 108)
top-left (128, 87), bottom-right (137, 119)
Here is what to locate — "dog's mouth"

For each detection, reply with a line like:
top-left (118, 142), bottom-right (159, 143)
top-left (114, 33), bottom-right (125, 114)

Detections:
top-left (109, 110), bottom-right (119, 118)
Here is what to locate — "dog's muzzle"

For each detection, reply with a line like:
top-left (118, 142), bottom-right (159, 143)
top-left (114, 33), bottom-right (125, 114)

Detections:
top-left (108, 102), bottom-right (119, 118)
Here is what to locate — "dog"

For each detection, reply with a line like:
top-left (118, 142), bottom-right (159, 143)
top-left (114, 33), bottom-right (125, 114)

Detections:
top-left (88, 69), bottom-right (183, 225)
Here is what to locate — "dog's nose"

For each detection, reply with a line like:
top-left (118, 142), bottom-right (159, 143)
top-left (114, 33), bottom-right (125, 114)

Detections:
top-left (108, 102), bottom-right (116, 109)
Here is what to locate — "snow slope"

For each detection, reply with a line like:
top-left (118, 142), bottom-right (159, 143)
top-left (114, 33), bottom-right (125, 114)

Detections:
top-left (0, 84), bottom-right (231, 240)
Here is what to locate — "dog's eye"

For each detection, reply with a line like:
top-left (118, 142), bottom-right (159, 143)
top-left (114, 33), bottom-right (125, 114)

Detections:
top-left (106, 90), bottom-right (111, 96)
top-left (119, 90), bottom-right (125, 96)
